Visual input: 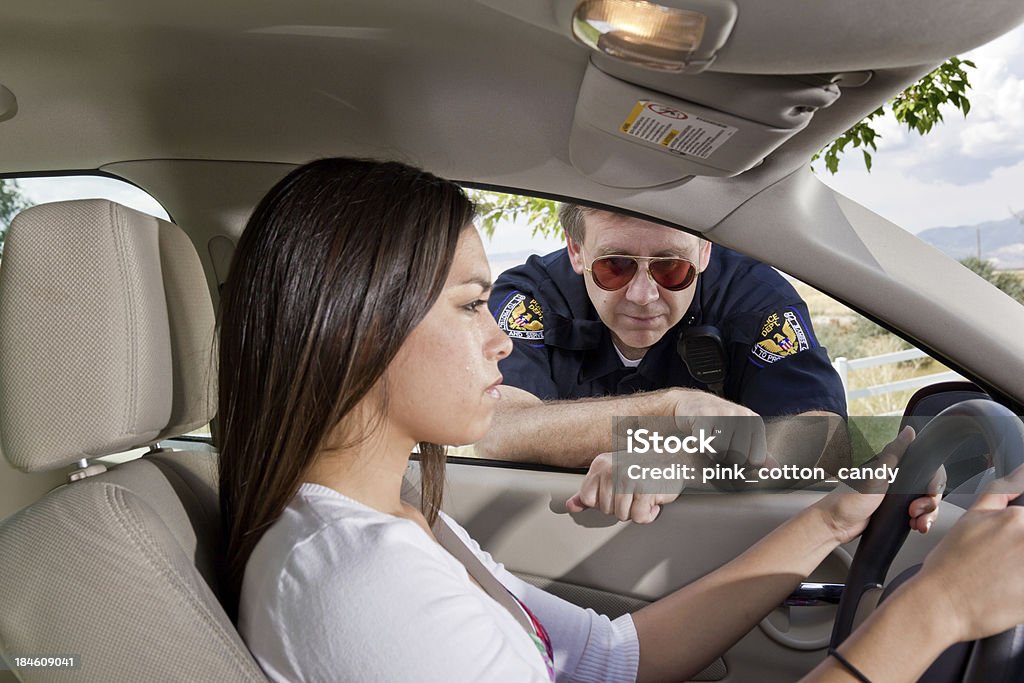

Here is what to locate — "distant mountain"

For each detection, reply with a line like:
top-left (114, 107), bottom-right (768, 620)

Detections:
top-left (917, 216), bottom-right (1024, 269)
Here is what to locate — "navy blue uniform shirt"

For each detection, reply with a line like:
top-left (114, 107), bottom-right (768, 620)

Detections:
top-left (489, 246), bottom-right (847, 419)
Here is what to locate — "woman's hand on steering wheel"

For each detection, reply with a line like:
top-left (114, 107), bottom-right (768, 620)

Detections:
top-left (916, 463), bottom-right (1024, 644)
top-left (814, 426), bottom-right (947, 544)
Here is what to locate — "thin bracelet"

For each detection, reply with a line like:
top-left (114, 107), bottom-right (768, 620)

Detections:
top-left (828, 647), bottom-right (872, 683)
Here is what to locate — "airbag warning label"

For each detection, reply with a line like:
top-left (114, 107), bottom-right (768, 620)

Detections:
top-left (620, 100), bottom-right (737, 159)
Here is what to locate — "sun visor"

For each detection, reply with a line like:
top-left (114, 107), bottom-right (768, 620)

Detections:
top-left (569, 61), bottom-right (841, 187)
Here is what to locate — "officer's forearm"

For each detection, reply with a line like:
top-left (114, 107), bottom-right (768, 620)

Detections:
top-left (766, 411), bottom-right (850, 473)
top-left (475, 386), bottom-right (687, 468)
top-left (711, 411), bottom-right (851, 491)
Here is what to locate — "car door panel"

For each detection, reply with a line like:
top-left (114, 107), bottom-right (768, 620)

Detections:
top-left (437, 460), bottom-right (961, 681)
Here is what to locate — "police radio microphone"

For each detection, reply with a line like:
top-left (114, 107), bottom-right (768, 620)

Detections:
top-left (677, 326), bottom-right (728, 397)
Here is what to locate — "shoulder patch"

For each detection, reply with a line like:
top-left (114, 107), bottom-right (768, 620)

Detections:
top-left (497, 292), bottom-right (544, 341)
top-left (751, 308), bottom-right (811, 364)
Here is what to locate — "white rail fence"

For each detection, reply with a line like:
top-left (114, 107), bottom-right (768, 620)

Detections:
top-left (832, 348), bottom-right (964, 408)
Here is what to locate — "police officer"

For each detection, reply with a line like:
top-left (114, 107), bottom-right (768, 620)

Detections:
top-left (476, 204), bottom-right (848, 476)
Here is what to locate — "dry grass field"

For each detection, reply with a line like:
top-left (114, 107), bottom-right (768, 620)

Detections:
top-left (791, 279), bottom-right (953, 419)
top-left (790, 277), bottom-right (1019, 458)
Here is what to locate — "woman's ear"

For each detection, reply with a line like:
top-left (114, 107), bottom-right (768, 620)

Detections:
top-left (565, 234), bottom-right (586, 276)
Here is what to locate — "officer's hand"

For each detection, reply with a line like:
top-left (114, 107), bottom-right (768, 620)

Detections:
top-left (671, 390), bottom-right (768, 471)
top-left (566, 452), bottom-right (680, 523)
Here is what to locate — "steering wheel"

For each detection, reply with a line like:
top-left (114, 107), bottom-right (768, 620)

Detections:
top-left (830, 399), bottom-right (1024, 682)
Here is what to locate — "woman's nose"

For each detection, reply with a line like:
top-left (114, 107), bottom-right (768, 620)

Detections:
top-left (486, 316), bottom-right (513, 360)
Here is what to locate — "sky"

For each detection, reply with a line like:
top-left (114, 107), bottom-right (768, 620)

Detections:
top-left (819, 25), bottom-right (1024, 233)
top-left (12, 22), bottom-right (1024, 250)
top-left (15, 175), bottom-right (169, 220)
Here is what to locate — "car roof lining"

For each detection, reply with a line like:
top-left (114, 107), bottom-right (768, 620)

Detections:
top-left (483, 0), bottom-right (1024, 73)
top-left (0, 0), bottom-right (1010, 188)
top-left (2, 0), bottom-right (1023, 407)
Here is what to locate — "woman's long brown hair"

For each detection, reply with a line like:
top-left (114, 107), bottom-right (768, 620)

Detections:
top-left (217, 158), bottom-right (473, 619)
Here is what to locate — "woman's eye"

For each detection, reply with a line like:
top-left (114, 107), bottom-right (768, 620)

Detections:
top-left (463, 299), bottom-right (487, 313)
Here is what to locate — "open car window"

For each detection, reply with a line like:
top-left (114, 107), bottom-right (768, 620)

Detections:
top-left (466, 188), bottom-right (1023, 460)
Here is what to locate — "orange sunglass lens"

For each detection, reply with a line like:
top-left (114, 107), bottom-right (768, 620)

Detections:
top-left (649, 259), bottom-right (696, 290)
top-left (590, 256), bottom-right (696, 291)
top-left (591, 257), bottom-right (638, 290)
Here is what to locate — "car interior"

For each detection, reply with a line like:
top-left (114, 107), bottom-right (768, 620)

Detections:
top-left (2, 0), bottom-right (1024, 681)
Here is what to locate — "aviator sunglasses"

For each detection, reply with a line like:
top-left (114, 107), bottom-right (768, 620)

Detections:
top-left (582, 249), bottom-right (699, 292)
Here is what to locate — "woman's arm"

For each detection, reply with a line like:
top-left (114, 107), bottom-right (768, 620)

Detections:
top-left (800, 575), bottom-right (949, 682)
top-left (635, 443), bottom-right (1024, 683)
top-left (803, 475), bottom-right (1024, 682)
top-left (631, 427), bottom-right (939, 682)
top-left (630, 502), bottom-right (842, 682)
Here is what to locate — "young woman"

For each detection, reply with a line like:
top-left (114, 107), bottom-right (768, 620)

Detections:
top-left (219, 157), bottom-right (1024, 683)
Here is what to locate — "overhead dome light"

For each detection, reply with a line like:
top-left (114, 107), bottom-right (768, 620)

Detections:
top-left (571, 0), bottom-right (736, 73)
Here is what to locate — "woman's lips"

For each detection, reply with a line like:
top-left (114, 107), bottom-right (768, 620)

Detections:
top-left (485, 376), bottom-right (503, 399)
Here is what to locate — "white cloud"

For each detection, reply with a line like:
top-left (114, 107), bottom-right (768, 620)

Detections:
top-left (867, 114), bottom-right (910, 154)
top-left (957, 31), bottom-right (1024, 159)
top-left (823, 24), bottom-right (1024, 232)
top-left (825, 155), bottom-right (1024, 233)
top-left (480, 214), bottom-right (565, 266)
top-left (15, 176), bottom-right (169, 220)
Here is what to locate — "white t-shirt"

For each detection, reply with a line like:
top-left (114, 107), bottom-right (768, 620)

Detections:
top-left (612, 343), bottom-right (642, 368)
top-left (240, 483), bottom-right (640, 682)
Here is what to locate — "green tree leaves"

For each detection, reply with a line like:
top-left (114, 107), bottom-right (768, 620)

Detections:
top-left (0, 178), bottom-right (32, 256)
top-left (467, 189), bottom-right (561, 241)
top-left (815, 57), bottom-right (976, 174)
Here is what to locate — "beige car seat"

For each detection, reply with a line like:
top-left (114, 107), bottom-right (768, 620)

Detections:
top-left (0, 200), bottom-right (267, 681)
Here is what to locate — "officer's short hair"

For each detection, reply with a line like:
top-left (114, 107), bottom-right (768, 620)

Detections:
top-left (559, 203), bottom-right (707, 255)
top-left (558, 203), bottom-right (594, 244)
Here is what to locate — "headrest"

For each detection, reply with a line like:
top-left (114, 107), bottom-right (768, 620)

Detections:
top-left (156, 210), bottom-right (217, 440)
top-left (0, 199), bottom-right (216, 473)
